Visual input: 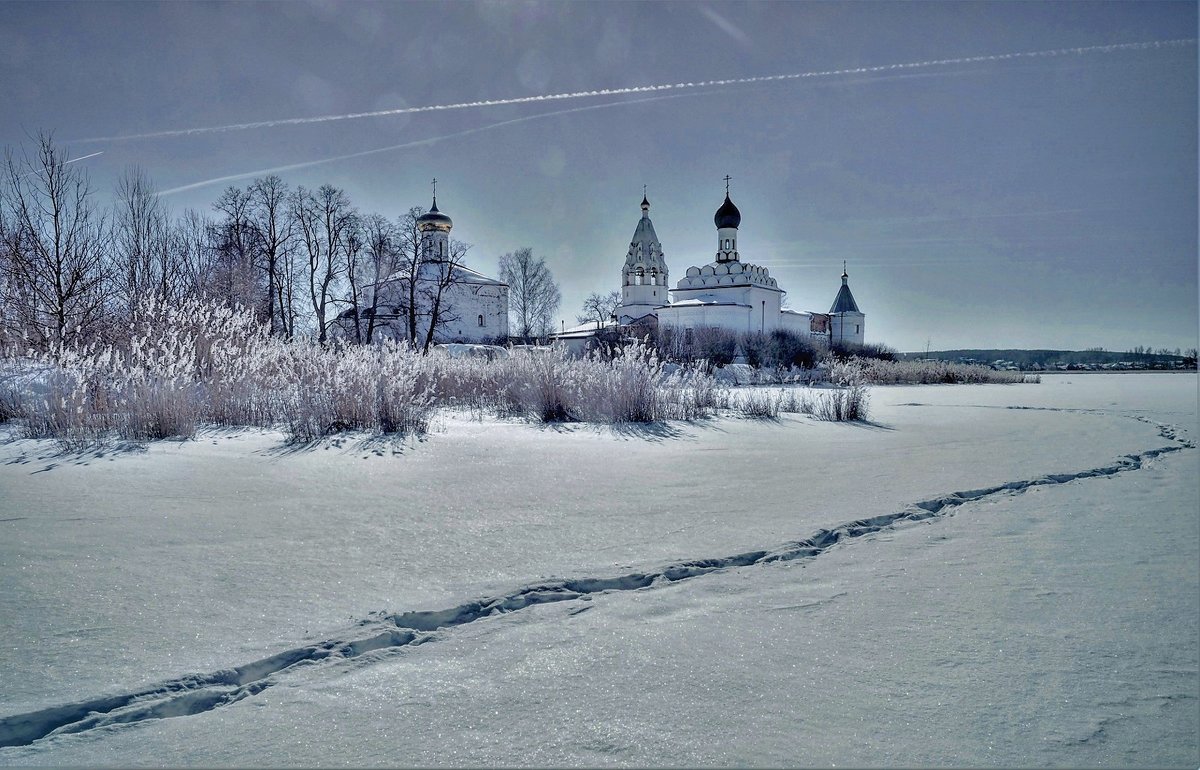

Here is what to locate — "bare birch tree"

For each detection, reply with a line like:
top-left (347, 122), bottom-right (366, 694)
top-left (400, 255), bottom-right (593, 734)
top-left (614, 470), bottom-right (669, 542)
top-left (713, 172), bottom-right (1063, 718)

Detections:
top-left (499, 247), bottom-right (560, 341)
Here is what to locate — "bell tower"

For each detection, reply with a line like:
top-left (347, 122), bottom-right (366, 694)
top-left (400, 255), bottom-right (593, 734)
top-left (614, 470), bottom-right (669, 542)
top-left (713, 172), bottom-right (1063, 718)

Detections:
top-left (618, 188), bottom-right (670, 323)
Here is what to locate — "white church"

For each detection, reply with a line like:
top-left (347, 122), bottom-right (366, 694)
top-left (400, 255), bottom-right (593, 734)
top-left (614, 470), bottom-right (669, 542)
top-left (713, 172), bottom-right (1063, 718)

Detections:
top-left (557, 182), bottom-right (865, 348)
top-left (338, 194), bottom-right (509, 344)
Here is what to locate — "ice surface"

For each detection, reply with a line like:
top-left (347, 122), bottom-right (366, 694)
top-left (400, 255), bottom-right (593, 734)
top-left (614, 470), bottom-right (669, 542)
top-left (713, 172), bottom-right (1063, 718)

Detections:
top-left (0, 373), bottom-right (1196, 765)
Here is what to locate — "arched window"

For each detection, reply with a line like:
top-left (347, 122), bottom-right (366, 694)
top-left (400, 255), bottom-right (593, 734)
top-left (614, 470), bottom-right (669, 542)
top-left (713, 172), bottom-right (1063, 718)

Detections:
top-left (478, 314), bottom-right (485, 327)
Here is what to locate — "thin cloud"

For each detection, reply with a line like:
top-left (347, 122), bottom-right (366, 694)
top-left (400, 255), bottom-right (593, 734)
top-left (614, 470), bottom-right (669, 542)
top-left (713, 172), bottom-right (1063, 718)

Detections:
top-left (83, 38), bottom-right (1194, 144)
top-left (699, 6), bottom-right (751, 46)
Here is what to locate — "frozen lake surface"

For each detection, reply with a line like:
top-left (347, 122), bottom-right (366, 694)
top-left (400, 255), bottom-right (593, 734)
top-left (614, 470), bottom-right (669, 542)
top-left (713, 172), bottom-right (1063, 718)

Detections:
top-left (0, 372), bottom-right (1196, 766)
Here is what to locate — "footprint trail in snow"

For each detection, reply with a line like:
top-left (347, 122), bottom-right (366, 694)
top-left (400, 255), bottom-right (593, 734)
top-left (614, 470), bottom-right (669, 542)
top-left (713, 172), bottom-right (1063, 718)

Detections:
top-left (0, 413), bottom-right (1192, 749)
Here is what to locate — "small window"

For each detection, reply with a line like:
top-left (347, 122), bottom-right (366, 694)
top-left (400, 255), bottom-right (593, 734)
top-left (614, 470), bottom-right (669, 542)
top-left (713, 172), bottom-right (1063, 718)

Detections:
top-left (478, 314), bottom-right (485, 327)
top-left (855, 324), bottom-right (860, 334)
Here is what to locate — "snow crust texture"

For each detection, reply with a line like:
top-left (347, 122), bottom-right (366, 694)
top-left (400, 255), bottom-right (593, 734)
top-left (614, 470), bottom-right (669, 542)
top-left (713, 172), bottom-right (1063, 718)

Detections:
top-left (1, 408), bottom-right (1191, 750)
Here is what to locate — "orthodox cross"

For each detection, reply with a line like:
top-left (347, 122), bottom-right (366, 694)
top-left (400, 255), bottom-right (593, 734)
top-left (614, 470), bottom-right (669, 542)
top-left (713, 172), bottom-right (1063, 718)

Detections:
top-left (724, 174), bottom-right (732, 195)
top-left (431, 177), bottom-right (437, 198)
top-left (643, 184), bottom-right (647, 198)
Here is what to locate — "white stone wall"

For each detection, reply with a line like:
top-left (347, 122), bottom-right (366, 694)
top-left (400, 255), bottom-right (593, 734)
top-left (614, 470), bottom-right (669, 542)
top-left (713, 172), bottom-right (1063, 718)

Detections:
top-left (434, 283), bottom-right (509, 342)
top-left (656, 302), bottom-right (750, 332)
top-left (830, 311), bottom-right (865, 346)
top-left (779, 309), bottom-right (812, 334)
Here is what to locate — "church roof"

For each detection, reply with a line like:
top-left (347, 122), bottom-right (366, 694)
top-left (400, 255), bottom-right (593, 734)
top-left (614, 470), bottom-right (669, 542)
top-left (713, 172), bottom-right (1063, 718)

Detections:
top-left (381, 263), bottom-right (506, 287)
top-left (663, 296), bottom-right (750, 309)
top-left (625, 195), bottom-right (666, 270)
top-left (452, 264), bottom-right (507, 286)
top-left (630, 212), bottom-right (660, 251)
top-left (416, 197), bottom-right (453, 230)
top-left (714, 194), bottom-right (741, 229)
top-left (829, 283), bottom-right (860, 313)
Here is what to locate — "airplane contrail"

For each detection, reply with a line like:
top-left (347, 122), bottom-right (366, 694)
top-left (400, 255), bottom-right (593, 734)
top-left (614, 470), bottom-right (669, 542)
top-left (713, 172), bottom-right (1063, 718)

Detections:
top-left (87, 38), bottom-right (1194, 144)
top-left (158, 93), bottom-right (693, 195)
top-left (65, 150), bottom-right (105, 165)
top-left (158, 67), bottom-right (982, 196)
top-left (17, 150), bottom-right (104, 179)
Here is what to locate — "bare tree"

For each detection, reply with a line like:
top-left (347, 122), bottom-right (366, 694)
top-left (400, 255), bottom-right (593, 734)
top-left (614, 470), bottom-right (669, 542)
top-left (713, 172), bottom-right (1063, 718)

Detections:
top-left (418, 238), bottom-right (471, 353)
top-left (358, 212), bottom-right (398, 344)
top-left (249, 175), bottom-right (292, 336)
top-left (577, 290), bottom-right (621, 328)
top-left (292, 184), bottom-right (354, 343)
top-left (113, 166), bottom-right (178, 315)
top-left (389, 206), bottom-right (425, 346)
top-left (0, 133), bottom-right (110, 349)
top-left (171, 208), bottom-right (216, 301)
top-left (341, 218), bottom-right (365, 343)
top-left (211, 185), bottom-right (263, 316)
top-left (499, 247), bottom-right (560, 341)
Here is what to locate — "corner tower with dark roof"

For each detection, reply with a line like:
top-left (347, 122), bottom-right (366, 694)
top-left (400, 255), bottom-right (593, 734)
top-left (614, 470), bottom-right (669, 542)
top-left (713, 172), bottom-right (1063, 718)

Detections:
top-left (829, 264), bottom-right (865, 345)
top-left (617, 191), bottom-right (670, 323)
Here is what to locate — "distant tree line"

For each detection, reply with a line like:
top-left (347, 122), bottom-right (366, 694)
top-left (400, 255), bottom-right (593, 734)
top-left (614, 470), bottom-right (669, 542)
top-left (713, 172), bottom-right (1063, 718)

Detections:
top-left (0, 133), bottom-right (560, 352)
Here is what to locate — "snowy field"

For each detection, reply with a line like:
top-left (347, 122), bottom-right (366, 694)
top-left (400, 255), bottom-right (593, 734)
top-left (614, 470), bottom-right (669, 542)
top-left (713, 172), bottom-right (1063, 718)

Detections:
top-left (0, 372), bottom-right (1196, 766)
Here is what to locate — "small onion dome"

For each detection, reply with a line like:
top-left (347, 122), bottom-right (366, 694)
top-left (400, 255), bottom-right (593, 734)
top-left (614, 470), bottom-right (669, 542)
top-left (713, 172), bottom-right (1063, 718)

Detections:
top-left (714, 194), bottom-right (741, 229)
top-left (641, 193), bottom-right (650, 210)
top-left (416, 197), bottom-right (453, 231)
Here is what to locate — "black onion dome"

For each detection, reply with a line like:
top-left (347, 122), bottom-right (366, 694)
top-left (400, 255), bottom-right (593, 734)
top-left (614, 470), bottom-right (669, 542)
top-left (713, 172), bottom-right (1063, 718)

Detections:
top-left (714, 194), bottom-right (741, 229)
top-left (416, 197), bottom-right (453, 229)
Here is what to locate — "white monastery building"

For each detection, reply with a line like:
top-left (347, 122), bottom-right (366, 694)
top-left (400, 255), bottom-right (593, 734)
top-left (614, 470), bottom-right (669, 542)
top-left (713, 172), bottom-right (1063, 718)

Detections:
top-left (340, 195), bottom-right (508, 344)
top-left (590, 181), bottom-right (865, 346)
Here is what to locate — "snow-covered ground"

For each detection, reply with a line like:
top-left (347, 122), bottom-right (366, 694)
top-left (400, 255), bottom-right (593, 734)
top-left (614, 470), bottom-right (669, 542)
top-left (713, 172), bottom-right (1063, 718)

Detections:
top-left (0, 372), bottom-right (1196, 766)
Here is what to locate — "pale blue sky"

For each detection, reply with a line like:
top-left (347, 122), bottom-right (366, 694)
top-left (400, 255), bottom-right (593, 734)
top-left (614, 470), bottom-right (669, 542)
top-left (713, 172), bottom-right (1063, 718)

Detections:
top-left (2, 1), bottom-right (1195, 351)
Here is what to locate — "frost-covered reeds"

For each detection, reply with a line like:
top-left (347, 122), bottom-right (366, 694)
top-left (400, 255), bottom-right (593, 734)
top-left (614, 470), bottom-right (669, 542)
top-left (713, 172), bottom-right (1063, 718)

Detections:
top-left (829, 357), bottom-right (1036, 385)
top-left (423, 343), bottom-right (727, 423)
top-left (730, 380), bottom-right (870, 422)
top-left (0, 299), bottom-right (761, 447)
